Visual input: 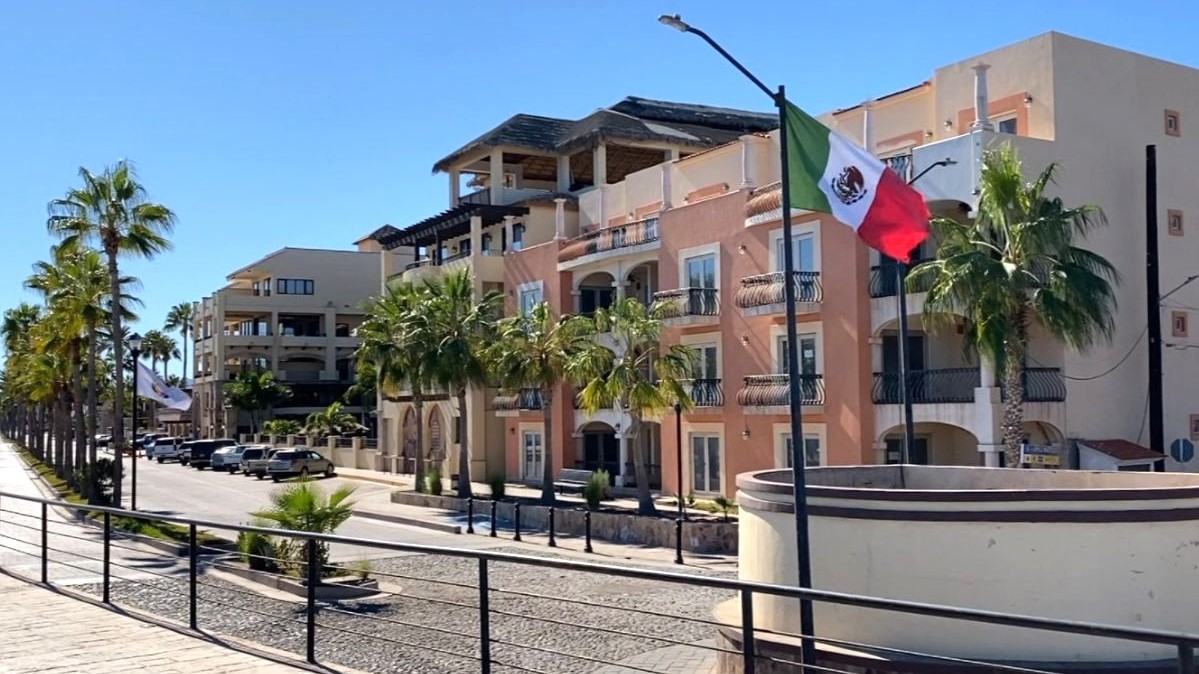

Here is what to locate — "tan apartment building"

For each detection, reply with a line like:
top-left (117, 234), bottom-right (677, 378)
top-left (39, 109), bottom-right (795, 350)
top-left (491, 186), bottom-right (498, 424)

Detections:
top-left (191, 247), bottom-right (388, 438)
top-left (362, 32), bottom-right (1199, 497)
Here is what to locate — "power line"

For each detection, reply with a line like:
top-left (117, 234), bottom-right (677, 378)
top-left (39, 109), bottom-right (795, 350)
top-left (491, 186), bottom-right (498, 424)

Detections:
top-left (1029, 326), bottom-right (1147, 381)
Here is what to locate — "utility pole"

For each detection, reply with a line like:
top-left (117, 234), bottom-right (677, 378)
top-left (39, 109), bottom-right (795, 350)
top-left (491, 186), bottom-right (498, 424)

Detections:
top-left (1146, 145), bottom-right (1164, 467)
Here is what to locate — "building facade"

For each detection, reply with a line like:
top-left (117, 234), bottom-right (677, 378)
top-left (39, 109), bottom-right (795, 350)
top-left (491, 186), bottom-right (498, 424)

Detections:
top-left (366, 32), bottom-right (1199, 496)
top-left (191, 247), bottom-right (384, 438)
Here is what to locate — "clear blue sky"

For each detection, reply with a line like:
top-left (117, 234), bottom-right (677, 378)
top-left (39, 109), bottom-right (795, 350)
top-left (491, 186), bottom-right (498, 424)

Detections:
top-left (1, 0), bottom-right (1194, 340)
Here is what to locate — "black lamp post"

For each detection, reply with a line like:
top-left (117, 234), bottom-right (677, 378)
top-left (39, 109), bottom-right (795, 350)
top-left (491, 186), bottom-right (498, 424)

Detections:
top-left (674, 401), bottom-right (684, 520)
top-left (128, 332), bottom-right (143, 511)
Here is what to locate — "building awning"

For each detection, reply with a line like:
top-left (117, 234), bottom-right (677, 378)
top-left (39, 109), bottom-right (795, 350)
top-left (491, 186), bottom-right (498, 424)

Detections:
top-left (1080, 439), bottom-right (1164, 463)
top-left (366, 203), bottom-right (529, 250)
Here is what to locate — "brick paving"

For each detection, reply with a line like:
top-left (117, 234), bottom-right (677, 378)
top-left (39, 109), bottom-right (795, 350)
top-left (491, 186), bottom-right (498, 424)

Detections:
top-left (0, 571), bottom-right (357, 673)
top-left (591, 641), bottom-right (718, 674)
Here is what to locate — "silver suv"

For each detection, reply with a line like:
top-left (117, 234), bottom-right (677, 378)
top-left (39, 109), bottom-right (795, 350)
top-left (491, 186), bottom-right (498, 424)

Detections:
top-left (267, 449), bottom-right (334, 481)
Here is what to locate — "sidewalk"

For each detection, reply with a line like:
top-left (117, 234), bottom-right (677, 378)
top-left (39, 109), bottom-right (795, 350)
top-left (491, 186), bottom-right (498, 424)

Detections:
top-left (0, 571), bottom-right (349, 673)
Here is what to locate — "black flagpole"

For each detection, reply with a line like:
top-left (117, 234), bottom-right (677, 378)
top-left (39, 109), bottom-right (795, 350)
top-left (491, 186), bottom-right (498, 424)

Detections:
top-left (896, 263), bottom-right (915, 463)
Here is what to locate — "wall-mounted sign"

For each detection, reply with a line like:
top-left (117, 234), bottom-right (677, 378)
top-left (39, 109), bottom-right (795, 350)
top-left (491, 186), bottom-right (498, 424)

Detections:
top-left (1171, 438), bottom-right (1195, 464)
top-left (1020, 444), bottom-right (1061, 467)
top-left (1190, 414), bottom-right (1199, 443)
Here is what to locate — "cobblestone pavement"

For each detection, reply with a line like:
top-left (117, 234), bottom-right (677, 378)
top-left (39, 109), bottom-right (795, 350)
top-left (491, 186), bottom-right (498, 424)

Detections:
top-left (0, 572), bottom-right (357, 673)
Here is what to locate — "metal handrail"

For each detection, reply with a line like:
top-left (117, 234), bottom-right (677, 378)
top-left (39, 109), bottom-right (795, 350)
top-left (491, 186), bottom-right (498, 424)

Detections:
top-left (653, 287), bottom-right (720, 317)
top-left (685, 378), bottom-right (723, 407)
top-left (557, 217), bottom-right (660, 262)
top-left (1004, 367), bottom-right (1067, 403)
top-left (736, 374), bottom-right (824, 406)
top-left (734, 271), bottom-right (822, 307)
top-left (869, 260), bottom-right (933, 298)
top-left (872, 368), bottom-right (979, 404)
top-left (1, 488), bottom-right (1197, 654)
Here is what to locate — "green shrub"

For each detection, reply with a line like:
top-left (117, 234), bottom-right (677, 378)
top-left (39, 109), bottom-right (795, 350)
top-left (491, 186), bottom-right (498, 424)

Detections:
top-left (685, 492), bottom-right (697, 509)
top-left (488, 474), bottom-right (506, 500)
top-left (237, 526), bottom-right (278, 572)
top-left (583, 469), bottom-right (610, 510)
top-left (426, 469), bottom-right (443, 496)
top-left (713, 496), bottom-right (736, 522)
top-left (349, 557), bottom-right (373, 580)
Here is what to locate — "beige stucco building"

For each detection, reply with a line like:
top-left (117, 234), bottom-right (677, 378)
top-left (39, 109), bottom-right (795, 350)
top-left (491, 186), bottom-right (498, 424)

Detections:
top-left (191, 247), bottom-right (389, 438)
top-left (356, 31), bottom-right (1199, 496)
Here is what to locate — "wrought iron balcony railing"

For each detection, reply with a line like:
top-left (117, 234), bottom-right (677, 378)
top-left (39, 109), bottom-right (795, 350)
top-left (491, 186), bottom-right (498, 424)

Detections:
top-left (736, 374), bottom-right (824, 407)
top-left (872, 368), bottom-right (979, 404)
top-left (653, 287), bottom-right (719, 318)
top-left (1003, 368), bottom-right (1067, 403)
top-left (882, 153), bottom-right (913, 182)
top-left (734, 271), bottom-right (822, 309)
top-left (685, 379), bottom-right (723, 407)
top-left (869, 260), bottom-right (933, 298)
top-left (558, 217), bottom-right (660, 263)
top-left (492, 388), bottom-right (543, 412)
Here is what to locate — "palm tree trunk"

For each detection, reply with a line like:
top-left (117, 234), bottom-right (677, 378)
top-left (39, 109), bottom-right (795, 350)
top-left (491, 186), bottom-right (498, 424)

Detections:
top-left (72, 340), bottom-right (86, 478)
top-left (455, 390), bottom-right (471, 498)
top-left (630, 417), bottom-right (656, 516)
top-left (1001, 306), bottom-right (1030, 467)
top-left (86, 324), bottom-right (99, 465)
top-left (107, 250), bottom-right (125, 508)
top-left (54, 393), bottom-right (68, 479)
top-left (540, 388), bottom-right (555, 505)
top-left (413, 395), bottom-right (425, 492)
top-left (181, 327), bottom-right (189, 387)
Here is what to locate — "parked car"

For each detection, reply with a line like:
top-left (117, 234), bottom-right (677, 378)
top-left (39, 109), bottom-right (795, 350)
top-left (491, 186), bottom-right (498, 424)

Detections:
top-left (242, 447), bottom-right (282, 479)
top-left (95, 434), bottom-right (111, 448)
top-left (268, 449), bottom-right (335, 481)
top-left (178, 440), bottom-right (195, 465)
top-left (212, 445), bottom-right (255, 472)
top-left (185, 439), bottom-right (238, 470)
top-left (150, 437), bottom-right (185, 462)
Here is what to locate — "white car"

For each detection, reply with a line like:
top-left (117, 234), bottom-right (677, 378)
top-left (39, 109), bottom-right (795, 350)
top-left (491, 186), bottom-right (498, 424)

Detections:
top-left (211, 445), bottom-right (254, 473)
top-left (151, 437), bottom-right (185, 462)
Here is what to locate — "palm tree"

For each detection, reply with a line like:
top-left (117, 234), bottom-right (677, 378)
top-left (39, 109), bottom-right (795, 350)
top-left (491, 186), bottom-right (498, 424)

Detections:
top-left (568, 298), bottom-right (697, 516)
top-left (423, 270), bottom-right (501, 498)
top-left (164, 302), bottom-right (194, 387)
top-left (251, 480), bottom-right (356, 578)
top-left (141, 330), bottom-right (178, 379)
top-left (909, 145), bottom-right (1118, 466)
top-left (263, 418), bottom-right (302, 436)
top-left (3, 304), bottom-right (42, 452)
top-left (47, 160), bottom-right (176, 506)
top-left (488, 302), bottom-right (597, 504)
top-left (356, 283), bottom-right (436, 490)
top-left (223, 370), bottom-right (291, 435)
top-left (303, 401), bottom-right (362, 440)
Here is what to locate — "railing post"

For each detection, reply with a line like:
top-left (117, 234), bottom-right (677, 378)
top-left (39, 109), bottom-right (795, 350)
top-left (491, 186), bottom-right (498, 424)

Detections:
top-left (306, 538), bottom-right (318, 663)
top-left (466, 497), bottom-right (475, 534)
top-left (479, 558), bottom-right (492, 674)
top-left (584, 510), bottom-right (593, 553)
top-left (489, 499), bottom-right (497, 538)
top-left (188, 523), bottom-right (198, 630)
top-left (39, 502), bottom-right (47, 584)
top-left (548, 507), bottom-right (556, 547)
top-left (512, 502), bottom-right (522, 542)
top-left (674, 518), bottom-right (684, 565)
top-left (1180, 643), bottom-right (1196, 674)
top-left (102, 511), bottom-right (111, 603)
top-left (741, 589), bottom-right (756, 674)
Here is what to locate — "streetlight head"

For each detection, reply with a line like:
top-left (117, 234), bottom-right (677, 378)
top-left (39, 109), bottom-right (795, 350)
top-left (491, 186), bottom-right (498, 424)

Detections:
top-left (128, 332), bottom-right (143, 351)
top-left (658, 14), bottom-right (691, 32)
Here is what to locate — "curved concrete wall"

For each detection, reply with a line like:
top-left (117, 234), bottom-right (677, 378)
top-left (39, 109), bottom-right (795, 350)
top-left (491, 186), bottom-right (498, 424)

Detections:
top-left (738, 465), bottom-right (1199, 663)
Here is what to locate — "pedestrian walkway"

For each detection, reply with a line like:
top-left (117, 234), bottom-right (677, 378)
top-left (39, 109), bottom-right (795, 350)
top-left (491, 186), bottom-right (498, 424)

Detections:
top-left (0, 571), bottom-right (351, 673)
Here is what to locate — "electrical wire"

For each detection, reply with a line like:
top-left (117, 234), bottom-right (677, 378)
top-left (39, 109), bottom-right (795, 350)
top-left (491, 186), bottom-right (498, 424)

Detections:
top-left (1028, 326), bottom-right (1146, 381)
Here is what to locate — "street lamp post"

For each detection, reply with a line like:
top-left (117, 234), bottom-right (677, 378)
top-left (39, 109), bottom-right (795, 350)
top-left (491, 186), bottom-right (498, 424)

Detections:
top-left (674, 401), bottom-right (684, 520)
top-left (128, 332), bottom-right (143, 511)
top-left (659, 13), bottom-right (815, 664)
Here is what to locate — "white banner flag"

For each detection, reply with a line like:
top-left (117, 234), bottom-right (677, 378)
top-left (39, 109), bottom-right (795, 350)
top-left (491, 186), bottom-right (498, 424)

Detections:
top-left (136, 361), bottom-right (192, 411)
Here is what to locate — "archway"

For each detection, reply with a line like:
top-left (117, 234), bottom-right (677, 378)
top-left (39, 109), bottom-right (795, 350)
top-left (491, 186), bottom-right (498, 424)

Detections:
top-left (576, 271), bottom-right (616, 316)
top-left (428, 406), bottom-right (446, 469)
top-left (625, 421), bottom-right (662, 490)
top-left (576, 421), bottom-right (619, 484)
top-left (402, 407), bottom-right (418, 467)
top-left (878, 422), bottom-right (980, 466)
top-left (624, 260), bottom-right (660, 307)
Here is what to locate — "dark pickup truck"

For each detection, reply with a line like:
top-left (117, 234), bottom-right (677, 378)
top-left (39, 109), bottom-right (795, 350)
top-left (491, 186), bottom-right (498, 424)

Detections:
top-left (185, 439), bottom-right (238, 470)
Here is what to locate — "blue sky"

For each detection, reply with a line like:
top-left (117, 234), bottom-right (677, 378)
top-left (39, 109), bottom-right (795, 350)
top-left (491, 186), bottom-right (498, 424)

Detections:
top-left (1, 0), bottom-right (1194, 340)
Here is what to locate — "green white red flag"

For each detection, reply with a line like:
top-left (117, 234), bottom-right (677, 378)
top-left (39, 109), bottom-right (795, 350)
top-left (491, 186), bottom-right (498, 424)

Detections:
top-left (783, 102), bottom-right (929, 262)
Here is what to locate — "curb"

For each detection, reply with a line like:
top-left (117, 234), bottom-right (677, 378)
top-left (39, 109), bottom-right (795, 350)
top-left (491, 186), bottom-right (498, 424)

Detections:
top-left (354, 508), bottom-right (462, 534)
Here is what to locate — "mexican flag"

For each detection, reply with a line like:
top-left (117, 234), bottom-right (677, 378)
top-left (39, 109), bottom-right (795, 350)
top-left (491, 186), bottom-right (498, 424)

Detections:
top-left (783, 102), bottom-right (929, 262)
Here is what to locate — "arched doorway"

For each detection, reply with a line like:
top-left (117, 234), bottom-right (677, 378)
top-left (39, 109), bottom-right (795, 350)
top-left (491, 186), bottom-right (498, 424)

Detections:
top-left (428, 406), bottom-right (446, 469)
top-left (878, 422), bottom-right (980, 466)
top-left (402, 407), bottom-right (417, 470)
top-left (624, 421), bottom-right (662, 490)
top-left (576, 271), bottom-right (616, 317)
top-left (577, 421), bottom-right (619, 484)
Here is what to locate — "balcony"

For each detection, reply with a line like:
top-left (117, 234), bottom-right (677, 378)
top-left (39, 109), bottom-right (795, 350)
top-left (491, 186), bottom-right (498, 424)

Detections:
top-left (869, 261), bottom-right (934, 299)
top-left (1003, 368), bottom-right (1066, 403)
top-left (872, 368), bottom-right (979, 404)
top-left (458, 187), bottom-right (555, 207)
top-left (911, 130), bottom-right (1057, 213)
top-left (492, 388), bottom-right (543, 416)
top-left (653, 287), bottom-right (720, 326)
top-left (882, 153), bottom-right (913, 182)
top-left (558, 217), bottom-right (660, 268)
top-left (737, 374), bottom-right (824, 414)
top-left (734, 272), bottom-right (822, 316)
top-left (684, 379), bottom-right (723, 408)
top-left (399, 247), bottom-right (506, 285)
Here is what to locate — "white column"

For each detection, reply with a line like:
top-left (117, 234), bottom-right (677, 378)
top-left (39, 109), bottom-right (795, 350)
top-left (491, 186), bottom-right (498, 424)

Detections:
top-left (557, 154), bottom-right (571, 192)
top-left (862, 100), bottom-right (875, 153)
top-left (979, 353), bottom-right (996, 388)
top-left (616, 434), bottom-right (629, 487)
top-left (739, 135), bottom-right (754, 188)
top-left (469, 215), bottom-right (483, 256)
top-left (449, 169), bottom-right (461, 206)
top-left (971, 63), bottom-right (993, 131)
top-left (597, 185), bottom-right (606, 226)
top-left (553, 198), bottom-right (566, 240)
top-left (979, 446), bottom-right (1003, 467)
top-left (667, 148), bottom-right (681, 161)
top-left (868, 337), bottom-right (883, 373)
top-left (323, 308), bottom-right (337, 376)
top-left (503, 215), bottom-right (515, 255)
top-left (613, 262), bottom-right (625, 301)
top-left (378, 248), bottom-right (387, 292)
top-left (489, 148), bottom-right (504, 204)
top-left (661, 163), bottom-right (673, 210)
top-left (593, 143), bottom-right (607, 187)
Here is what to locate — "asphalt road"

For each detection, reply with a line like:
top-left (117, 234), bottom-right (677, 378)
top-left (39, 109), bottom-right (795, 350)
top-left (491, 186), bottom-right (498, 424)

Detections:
top-left (118, 453), bottom-right (501, 561)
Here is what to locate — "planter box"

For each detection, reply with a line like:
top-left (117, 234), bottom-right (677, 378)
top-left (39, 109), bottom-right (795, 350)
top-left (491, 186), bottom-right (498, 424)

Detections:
top-left (222, 562), bottom-right (380, 601)
top-left (390, 491), bottom-right (738, 554)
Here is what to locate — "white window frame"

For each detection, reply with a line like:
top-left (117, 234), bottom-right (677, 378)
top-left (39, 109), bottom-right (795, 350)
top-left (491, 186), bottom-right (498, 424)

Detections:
top-left (677, 243), bottom-right (721, 290)
top-left (688, 433), bottom-right (723, 495)
top-left (679, 332), bottom-right (722, 380)
top-left (515, 280), bottom-right (544, 317)
top-left (521, 429), bottom-right (544, 482)
top-left (774, 423), bottom-right (827, 468)
top-left (773, 328), bottom-right (821, 375)
top-left (769, 220), bottom-right (820, 273)
top-left (993, 115), bottom-right (1018, 135)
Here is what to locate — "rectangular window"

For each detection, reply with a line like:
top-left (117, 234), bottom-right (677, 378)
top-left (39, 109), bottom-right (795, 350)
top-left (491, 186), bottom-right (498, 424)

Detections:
top-left (695, 344), bottom-right (719, 379)
top-left (996, 117), bottom-right (1018, 135)
top-left (1166, 109), bottom-right (1182, 137)
top-left (1173, 311), bottom-right (1189, 338)
top-left (518, 286), bottom-right (543, 316)
top-left (522, 431), bottom-right (543, 482)
top-left (512, 224), bottom-right (525, 251)
top-left (775, 233), bottom-right (815, 272)
top-left (782, 434), bottom-right (822, 468)
top-left (1169, 209), bottom-right (1185, 237)
top-left (276, 279), bottom-right (315, 295)
top-left (690, 434), bottom-right (721, 493)
top-left (684, 253), bottom-right (717, 289)
top-left (777, 334), bottom-right (817, 375)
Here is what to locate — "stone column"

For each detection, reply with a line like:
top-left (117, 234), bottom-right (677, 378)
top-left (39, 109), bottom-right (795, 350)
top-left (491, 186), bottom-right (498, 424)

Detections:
top-left (503, 215), bottom-right (515, 255)
top-left (557, 154), bottom-right (571, 192)
top-left (739, 135), bottom-right (754, 188)
top-left (323, 307), bottom-right (337, 377)
top-left (862, 100), bottom-right (875, 152)
top-left (616, 434), bottom-right (629, 487)
top-left (868, 336), bottom-right (883, 374)
top-left (553, 198), bottom-right (566, 241)
top-left (489, 148), bottom-right (504, 204)
top-left (448, 168), bottom-right (460, 206)
top-left (469, 214), bottom-right (483, 256)
top-left (661, 162), bottom-right (673, 210)
top-left (971, 64), bottom-right (993, 131)
top-left (593, 143), bottom-right (607, 188)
